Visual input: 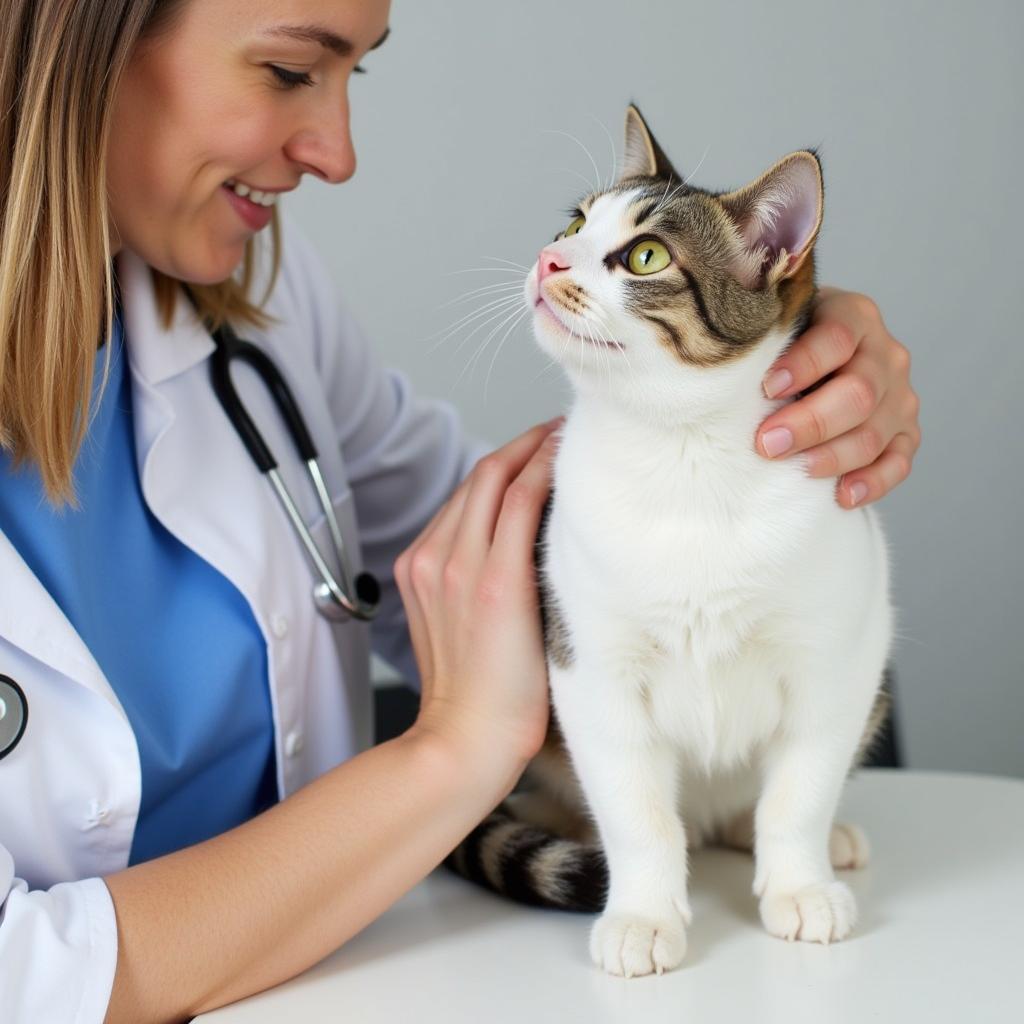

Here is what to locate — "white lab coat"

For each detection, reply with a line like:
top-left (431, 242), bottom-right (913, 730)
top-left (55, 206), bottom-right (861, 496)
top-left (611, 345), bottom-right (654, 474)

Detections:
top-left (0, 215), bottom-right (487, 1023)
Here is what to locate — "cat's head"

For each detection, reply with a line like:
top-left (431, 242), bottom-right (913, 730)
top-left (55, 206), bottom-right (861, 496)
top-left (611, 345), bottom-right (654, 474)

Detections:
top-left (527, 105), bottom-right (823, 422)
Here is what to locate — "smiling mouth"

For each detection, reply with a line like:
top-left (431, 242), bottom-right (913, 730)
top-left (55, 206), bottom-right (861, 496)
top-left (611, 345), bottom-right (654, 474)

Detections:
top-left (534, 296), bottom-right (624, 351)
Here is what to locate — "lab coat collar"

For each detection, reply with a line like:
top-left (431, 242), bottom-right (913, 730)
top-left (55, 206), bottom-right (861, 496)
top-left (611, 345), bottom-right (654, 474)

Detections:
top-left (115, 248), bottom-right (215, 385)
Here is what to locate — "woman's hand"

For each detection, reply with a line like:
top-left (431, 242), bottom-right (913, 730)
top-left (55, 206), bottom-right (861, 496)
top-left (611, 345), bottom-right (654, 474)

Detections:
top-left (755, 287), bottom-right (921, 508)
top-left (394, 418), bottom-right (563, 781)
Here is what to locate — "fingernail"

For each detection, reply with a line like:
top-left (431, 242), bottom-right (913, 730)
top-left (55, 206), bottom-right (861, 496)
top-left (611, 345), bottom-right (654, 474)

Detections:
top-left (763, 368), bottom-right (793, 398)
top-left (761, 427), bottom-right (793, 457)
top-left (849, 482), bottom-right (868, 506)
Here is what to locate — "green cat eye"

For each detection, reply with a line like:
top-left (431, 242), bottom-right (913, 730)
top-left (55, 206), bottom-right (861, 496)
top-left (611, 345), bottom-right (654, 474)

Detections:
top-left (563, 216), bottom-right (585, 237)
top-left (627, 240), bottom-right (671, 275)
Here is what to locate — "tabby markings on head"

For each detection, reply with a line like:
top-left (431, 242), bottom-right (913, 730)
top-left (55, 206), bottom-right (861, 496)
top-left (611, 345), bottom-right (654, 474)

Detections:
top-left (536, 103), bottom-right (824, 373)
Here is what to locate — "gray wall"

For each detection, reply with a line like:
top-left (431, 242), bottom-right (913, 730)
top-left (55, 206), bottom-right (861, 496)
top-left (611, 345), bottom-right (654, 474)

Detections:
top-left (288, 0), bottom-right (1023, 777)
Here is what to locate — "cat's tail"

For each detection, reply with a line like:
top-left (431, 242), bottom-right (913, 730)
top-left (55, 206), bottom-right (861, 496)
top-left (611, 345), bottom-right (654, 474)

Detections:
top-left (443, 805), bottom-right (608, 913)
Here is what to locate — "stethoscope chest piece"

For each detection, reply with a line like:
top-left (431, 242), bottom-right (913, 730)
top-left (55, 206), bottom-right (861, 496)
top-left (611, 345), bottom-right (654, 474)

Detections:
top-left (0, 675), bottom-right (28, 760)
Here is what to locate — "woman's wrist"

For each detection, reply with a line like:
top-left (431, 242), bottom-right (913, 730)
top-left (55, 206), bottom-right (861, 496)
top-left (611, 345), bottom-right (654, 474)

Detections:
top-left (404, 704), bottom-right (534, 804)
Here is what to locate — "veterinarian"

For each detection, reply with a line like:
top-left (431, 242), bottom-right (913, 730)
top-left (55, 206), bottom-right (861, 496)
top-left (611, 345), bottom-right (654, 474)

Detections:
top-left (0, 2), bottom-right (921, 1021)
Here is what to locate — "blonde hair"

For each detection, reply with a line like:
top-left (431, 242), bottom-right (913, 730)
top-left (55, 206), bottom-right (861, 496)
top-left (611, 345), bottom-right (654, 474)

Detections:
top-left (0, 0), bottom-right (282, 505)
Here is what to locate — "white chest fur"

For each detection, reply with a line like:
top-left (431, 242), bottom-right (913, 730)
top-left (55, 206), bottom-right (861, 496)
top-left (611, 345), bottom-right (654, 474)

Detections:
top-left (545, 395), bottom-right (861, 772)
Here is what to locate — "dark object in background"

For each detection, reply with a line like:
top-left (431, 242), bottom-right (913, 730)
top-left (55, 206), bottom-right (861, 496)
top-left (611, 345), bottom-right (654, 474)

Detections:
top-left (373, 682), bottom-right (421, 745)
top-left (373, 665), bottom-right (904, 769)
top-left (867, 664), bottom-right (903, 767)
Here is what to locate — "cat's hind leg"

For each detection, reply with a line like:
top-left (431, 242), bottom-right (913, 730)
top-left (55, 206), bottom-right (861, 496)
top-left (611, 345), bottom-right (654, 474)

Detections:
top-left (720, 807), bottom-right (870, 870)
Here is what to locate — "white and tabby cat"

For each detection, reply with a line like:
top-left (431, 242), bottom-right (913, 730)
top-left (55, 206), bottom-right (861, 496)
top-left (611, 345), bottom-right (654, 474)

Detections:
top-left (446, 105), bottom-right (893, 978)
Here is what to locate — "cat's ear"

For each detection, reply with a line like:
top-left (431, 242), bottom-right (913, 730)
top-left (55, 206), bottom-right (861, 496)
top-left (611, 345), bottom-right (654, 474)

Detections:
top-left (718, 152), bottom-right (823, 288)
top-left (621, 104), bottom-right (679, 181)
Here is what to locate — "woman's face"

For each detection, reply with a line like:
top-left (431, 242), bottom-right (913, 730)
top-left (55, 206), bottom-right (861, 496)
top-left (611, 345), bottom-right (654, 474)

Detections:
top-left (107, 0), bottom-right (391, 283)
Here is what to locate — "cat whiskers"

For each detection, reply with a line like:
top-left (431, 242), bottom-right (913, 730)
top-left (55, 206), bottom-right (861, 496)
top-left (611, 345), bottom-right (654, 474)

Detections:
top-left (448, 268), bottom-right (533, 388)
top-left (652, 143), bottom-right (712, 216)
top-left (427, 290), bottom-right (525, 356)
top-left (437, 279), bottom-right (525, 312)
top-left (556, 166), bottom-right (600, 195)
top-left (587, 112), bottom-right (619, 190)
top-left (482, 303), bottom-right (531, 400)
top-left (529, 354), bottom-right (564, 384)
top-left (544, 128), bottom-right (603, 196)
top-left (685, 144), bottom-right (711, 187)
top-left (583, 309), bottom-right (619, 389)
top-left (451, 297), bottom-right (528, 365)
top-left (589, 305), bottom-right (640, 394)
top-left (451, 304), bottom-right (524, 391)
top-left (429, 262), bottom-right (529, 354)
top-left (653, 175), bottom-right (689, 216)
top-left (481, 255), bottom-right (532, 271)
top-left (581, 315), bottom-right (613, 388)
top-left (545, 297), bottom-right (623, 386)
top-left (461, 299), bottom-right (530, 396)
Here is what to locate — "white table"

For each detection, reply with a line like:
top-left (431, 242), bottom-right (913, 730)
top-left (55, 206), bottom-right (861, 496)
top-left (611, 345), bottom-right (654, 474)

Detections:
top-left (198, 770), bottom-right (1024, 1023)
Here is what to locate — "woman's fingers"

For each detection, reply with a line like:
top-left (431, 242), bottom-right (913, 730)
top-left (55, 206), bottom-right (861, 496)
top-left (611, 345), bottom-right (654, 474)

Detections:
top-left (758, 360), bottom-right (885, 460)
top-left (757, 286), bottom-right (920, 510)
top-left (393, 417), bottom-right (563, 685)
top-left (487, 428), bottom-right (560, 586)
top-left (399, 419), bottom-right (558, 584)
top-left (447, 418), bottom-right (563, 563)
top-left (833, 430), bottom-right (917, 508)
top-left (762, 316), bottom-right (859, 400)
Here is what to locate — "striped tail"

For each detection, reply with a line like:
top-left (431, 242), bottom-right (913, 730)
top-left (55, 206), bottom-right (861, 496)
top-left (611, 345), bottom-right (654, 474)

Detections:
top-left (443, 806), bottom-right (608, 913)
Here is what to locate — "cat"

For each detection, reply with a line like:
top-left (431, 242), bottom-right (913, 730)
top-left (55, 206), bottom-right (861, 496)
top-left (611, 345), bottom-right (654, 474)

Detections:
top-left (445, 104), bottom-right (893, 978)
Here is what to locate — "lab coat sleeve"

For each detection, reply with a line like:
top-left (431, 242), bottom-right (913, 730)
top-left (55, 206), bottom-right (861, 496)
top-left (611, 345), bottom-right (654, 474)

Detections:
top-left (0, 844), bottom-right (118, 1024)
top-left (280, 218), bottom-right (493, 690)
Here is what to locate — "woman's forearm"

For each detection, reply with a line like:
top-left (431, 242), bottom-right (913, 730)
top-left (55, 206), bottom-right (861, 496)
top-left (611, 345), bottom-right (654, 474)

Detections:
top-left (103, 726), bottom-right (522, 1024)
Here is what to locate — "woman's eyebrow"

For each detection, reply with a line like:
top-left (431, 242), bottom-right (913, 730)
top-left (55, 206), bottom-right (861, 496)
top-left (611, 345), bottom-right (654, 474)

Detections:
top-left (262, 25), bottom-right (391, 58)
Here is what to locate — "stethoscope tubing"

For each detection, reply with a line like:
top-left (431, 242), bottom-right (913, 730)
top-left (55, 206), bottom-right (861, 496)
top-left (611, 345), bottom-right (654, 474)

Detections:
top-left (205, 315), bottom-right (380, 622)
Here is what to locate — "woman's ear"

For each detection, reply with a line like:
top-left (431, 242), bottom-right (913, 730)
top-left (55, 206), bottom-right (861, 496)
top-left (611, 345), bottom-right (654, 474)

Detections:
top-left (621, 104), bottom-right (680, 181)
top-left (719, 151), bottom-right (824, 288)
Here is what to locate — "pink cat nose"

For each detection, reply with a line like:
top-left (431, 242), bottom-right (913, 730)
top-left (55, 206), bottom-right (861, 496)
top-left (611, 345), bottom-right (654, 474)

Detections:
top-left (537, 248), bottom-right (571, 284)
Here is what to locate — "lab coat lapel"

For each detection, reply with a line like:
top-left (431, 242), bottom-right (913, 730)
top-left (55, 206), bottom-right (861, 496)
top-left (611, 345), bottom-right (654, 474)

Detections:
top-left (116, 249), bottom-right (316, 644)
top-left (0, 263), bottom-right (188, 715)
top-left (0, 531), bottom-right (126, 716)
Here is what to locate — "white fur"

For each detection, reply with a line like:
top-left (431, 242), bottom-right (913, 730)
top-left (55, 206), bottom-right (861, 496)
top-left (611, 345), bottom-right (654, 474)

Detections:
top-left (526, 191), bottom-right (893, 976)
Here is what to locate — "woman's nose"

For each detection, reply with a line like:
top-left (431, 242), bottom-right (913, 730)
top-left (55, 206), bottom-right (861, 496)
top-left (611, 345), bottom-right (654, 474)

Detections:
top-left (537, 248), bottom-right (571, 284)
top-left (285, 102), bottom-right (357, 185)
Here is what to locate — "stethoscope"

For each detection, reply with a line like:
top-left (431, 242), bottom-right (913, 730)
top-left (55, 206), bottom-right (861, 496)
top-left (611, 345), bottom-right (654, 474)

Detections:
top-left (0, 676), bottom-right (27, 760)
top-left (205, 313), bottom-right (381, 624)
top-left (0, 308), bottom-right (383, 760)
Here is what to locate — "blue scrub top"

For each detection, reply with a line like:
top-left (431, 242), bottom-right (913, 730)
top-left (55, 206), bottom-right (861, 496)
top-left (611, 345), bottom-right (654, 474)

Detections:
top-left (0, 311), bottom-right (278, 864)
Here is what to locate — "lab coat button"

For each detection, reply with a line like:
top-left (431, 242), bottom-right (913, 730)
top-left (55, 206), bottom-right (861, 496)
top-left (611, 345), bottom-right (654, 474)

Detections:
top-left (83, 801), bottom-right (111, 829)
top-left (285, 730), bottom-right (304, 757)
top-left (271, 614), bottom-right (289, 639)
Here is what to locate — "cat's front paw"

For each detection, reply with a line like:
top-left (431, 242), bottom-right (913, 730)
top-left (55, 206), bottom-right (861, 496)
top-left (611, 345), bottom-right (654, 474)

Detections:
top-left (589, 904), bottom-right (690, 977)
top-left (759, 880), bottom-right (857, 944)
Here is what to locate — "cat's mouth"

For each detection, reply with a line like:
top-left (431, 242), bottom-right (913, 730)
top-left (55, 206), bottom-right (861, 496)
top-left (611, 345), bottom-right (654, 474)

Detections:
top-left (534, 295), bottom-right (624, 351)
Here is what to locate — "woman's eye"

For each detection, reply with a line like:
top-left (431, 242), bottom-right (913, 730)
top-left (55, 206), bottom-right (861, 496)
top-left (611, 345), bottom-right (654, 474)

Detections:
top-left (627, 239), bottom-right (671, 275)
top-left (563, 215), bottom-right (586, 237)
top-left (268, 65), bottom-right (315, 89)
